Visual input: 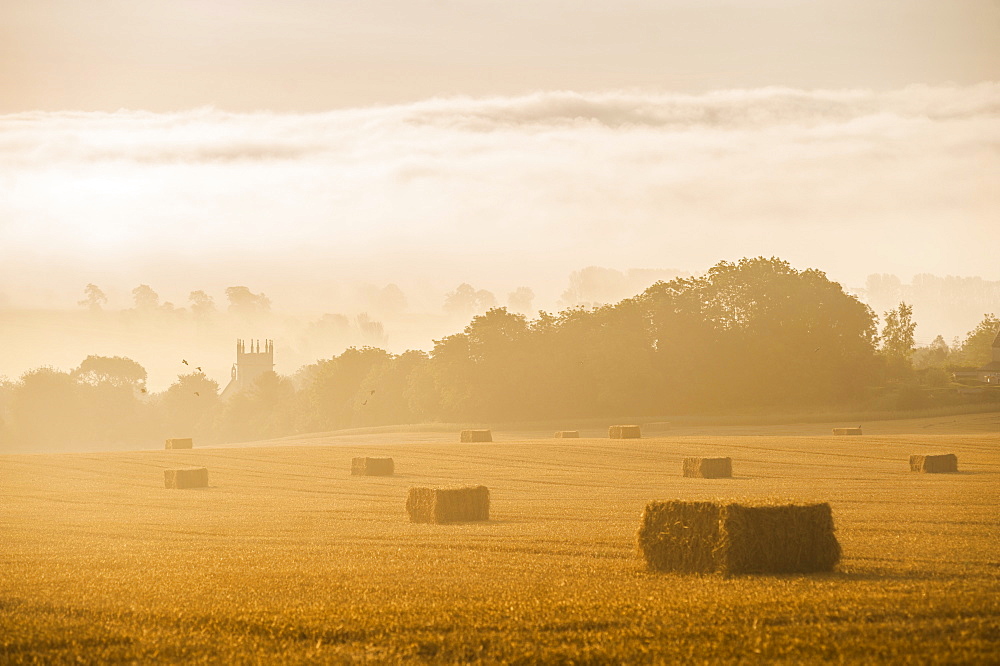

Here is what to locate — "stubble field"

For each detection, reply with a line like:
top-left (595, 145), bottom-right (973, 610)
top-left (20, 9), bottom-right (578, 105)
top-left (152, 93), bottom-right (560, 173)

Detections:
top-left (2, 414), bottom-right (999, 663)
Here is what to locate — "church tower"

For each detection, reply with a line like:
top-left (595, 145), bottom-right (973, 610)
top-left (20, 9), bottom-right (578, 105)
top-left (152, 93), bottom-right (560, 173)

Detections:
top-left (221, 339), bottom-right (274, 399)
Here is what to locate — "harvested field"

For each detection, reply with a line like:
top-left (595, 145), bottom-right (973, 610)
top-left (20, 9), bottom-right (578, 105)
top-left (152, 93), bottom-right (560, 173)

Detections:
top-left (1, 413), bottom-right (998, 663)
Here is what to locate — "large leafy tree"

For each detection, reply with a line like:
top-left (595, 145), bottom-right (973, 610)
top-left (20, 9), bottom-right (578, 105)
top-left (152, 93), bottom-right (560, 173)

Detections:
top-left (642, 257), bottom-right (878, 407)
top-left (954, 314), bottom-right (999, 367)
top-left (73, 355), bottom-right (147, 389)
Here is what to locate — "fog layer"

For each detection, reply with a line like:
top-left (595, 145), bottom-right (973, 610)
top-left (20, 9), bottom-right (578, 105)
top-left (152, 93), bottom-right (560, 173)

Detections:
top-left (2, 84), bottom-right (997, 313)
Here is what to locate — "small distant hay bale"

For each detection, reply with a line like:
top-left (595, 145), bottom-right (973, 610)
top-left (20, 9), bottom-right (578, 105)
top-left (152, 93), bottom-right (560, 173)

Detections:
top-left (406, 485), bottom-right (490, 523)
top-left (165, 438), bottom-right (193, 449)
top-left (832, 427), bottom-right (862, 436)
top-left (460, 429), bottom-right (492, 443)
top-left (637, 500), bottom-right (840, 575)
top-left (909, 454), bottom-right (958, 473)
top-left (609, 425), bottom-right (641, 439)
top-left (683, 457), bottom-right (733, 479)
top-left (555, 430), bottom-right (580, 438)
top-left (164, 467), bottom-right (208, 489)
top-left (351, 456), bottom-right (394, 476)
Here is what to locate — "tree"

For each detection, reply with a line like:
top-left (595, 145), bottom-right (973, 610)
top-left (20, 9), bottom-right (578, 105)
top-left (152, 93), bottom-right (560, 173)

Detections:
top-left (72, 355), bottom-right (147, 389)
top-left (299, 347), bottom-right (393, 431)
top-left (642, 257), bottom-right (878, 407)
top-left (880, 302), bottom-right (917, 379)
top-left (507, 287), bottom-right (535, 314)
top-left (226, 286), bottom-right (271, 317)
top-left (78, 284), bottom-right (107, 313)
top-left (443, 283), bottom-right (496, 317)
top-left (560, 266), bottom-right (627, 307)
top-left (7, 368), bottom-right (83, 449)
top-left (131, 284), bottom-right (160, 311)
top-left (912, 335), bottom-right (950, 370)
top-left (360, 283), bottom-right (407, 314)
top-left (356, 313), bottom-right (388, 348)
top-left (189, 290), bottom-right (215, 318)
top-left (163, 372), bottom-right (220, 439)
top-left (217, 371), bottom-right (295, 441)
top-left (954, 314), bottom-right (999, 367)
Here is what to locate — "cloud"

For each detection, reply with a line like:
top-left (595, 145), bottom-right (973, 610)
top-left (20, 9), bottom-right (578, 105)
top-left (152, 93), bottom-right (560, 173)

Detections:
top-left (0, 83), bottom-right (997, 308)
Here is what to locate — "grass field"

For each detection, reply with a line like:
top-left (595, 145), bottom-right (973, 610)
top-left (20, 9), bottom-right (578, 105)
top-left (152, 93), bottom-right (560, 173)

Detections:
top-left (2, 413), bottom-right (999, 663)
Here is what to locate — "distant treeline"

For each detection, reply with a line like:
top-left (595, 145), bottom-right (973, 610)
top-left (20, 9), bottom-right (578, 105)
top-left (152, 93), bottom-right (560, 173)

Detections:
top-left (1, 258), bottom-right (996, 451)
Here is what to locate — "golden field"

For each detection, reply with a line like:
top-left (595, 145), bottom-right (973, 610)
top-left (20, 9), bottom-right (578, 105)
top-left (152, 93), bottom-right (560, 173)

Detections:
top-left (2, 413), bottom-right (999, 663)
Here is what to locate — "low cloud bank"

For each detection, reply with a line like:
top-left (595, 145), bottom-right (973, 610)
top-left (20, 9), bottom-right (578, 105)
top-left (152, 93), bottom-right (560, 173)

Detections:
top-left (0, 84), bottom-right (997, 307)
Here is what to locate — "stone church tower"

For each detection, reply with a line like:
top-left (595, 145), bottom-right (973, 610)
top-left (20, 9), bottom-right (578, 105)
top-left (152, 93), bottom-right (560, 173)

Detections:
top-left (221, 339), bottom-right (274, 399)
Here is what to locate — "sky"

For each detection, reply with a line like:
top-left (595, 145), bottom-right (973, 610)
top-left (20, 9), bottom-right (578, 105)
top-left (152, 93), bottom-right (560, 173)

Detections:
top-left (0, 0), bottom-right (998, 314)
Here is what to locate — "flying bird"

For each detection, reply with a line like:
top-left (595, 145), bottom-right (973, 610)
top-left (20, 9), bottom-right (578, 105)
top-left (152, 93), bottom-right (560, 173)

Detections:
top-left (369, 389), bottom-right (376, 395)
top-left (194, 391), bottom-right (200, 396)
top-left (362, 400), bottom-right (368, 406)
top-left (196, 366), bottom-right (202, 372)
top-left (181, 360), bottom-right (189, 365)
top-left (140, 387), bottom-right (147, 394)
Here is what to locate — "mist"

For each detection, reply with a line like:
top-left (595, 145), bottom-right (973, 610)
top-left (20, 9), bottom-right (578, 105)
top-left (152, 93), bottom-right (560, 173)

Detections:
top-left (2, 84), bottom-right (997, 311)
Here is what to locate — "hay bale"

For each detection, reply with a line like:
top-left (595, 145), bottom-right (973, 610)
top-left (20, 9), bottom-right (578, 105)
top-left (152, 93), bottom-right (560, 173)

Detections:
top-left (164, 467), bottom-right (208, 489)
top-left (832, 427), bottom-right (862, 436)
top-left (460, 429), bottom-right (492, 443)
top-left (406, 485), bottom-right (490, 523)
top-left (165, 438), bottom-right (193, 449)
top-left (683, 457), bottom-right (733, 478)
top-left (351, 456), bottom-right (394, 476)
top-left (554, 430), bottom-right (580, 438)
top-left (909, 454), bottom-right (958, 473)
top-left (637, 500), bottom-right (840, 575)
top-left (609, 425), bottom-right (641, 439)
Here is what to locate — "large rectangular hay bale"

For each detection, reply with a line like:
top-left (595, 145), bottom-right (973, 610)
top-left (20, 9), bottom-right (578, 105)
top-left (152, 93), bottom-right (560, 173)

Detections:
top-left (164, 467), bottom-right (208, 489)
top-left (406, 485), bottom-right (490, 523)
top-left (460, 429), bottom-right (492, 443)
top-left (909, 454), bottom-right (958, 473)
top-left (554, 430), bottom-right (580, 438)
top-left (683, 457), bottom-right (733, 478)
top-left (609, 425), bottom-right (641, 439)
top-left (832, 427), bottom-right (862, 436)
top-left (637, 500), bottom-right (840, 574)
top-left (165, 437), bottom-right (193, 449)
top-left (352, 456), bottom-right (394, 476)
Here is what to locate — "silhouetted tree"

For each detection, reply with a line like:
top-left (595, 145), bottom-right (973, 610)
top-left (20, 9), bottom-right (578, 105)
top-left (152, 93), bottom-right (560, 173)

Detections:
top-left (443, 283), bottom-right (496, 317)
top-left (189, 290), bottom-right (215, 318)
top-left (361, 283), bottom-right (407, 314)
top-left (356, 313), bottom-right (388, 348)
top-left (880, 302), bottom-right (917, 380)
top-left (78, 284), bottom-right (107, 313)
top-left (131, 284), bottom-right (160, 311)
top-left (226, 286), bottom-right (271, 317)
top-left (507, 287), bottom-right (535, 314)
top-left (73, 355), bottom-right (147, 389)
top-left (954, 314), bottom-right (999, 367)
top-left (162, 372), bottom-right (220, 439)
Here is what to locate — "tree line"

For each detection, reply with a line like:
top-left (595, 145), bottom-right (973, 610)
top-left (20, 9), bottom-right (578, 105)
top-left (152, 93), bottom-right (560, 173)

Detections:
top-left (1, 258), bottom-right (996, 451)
